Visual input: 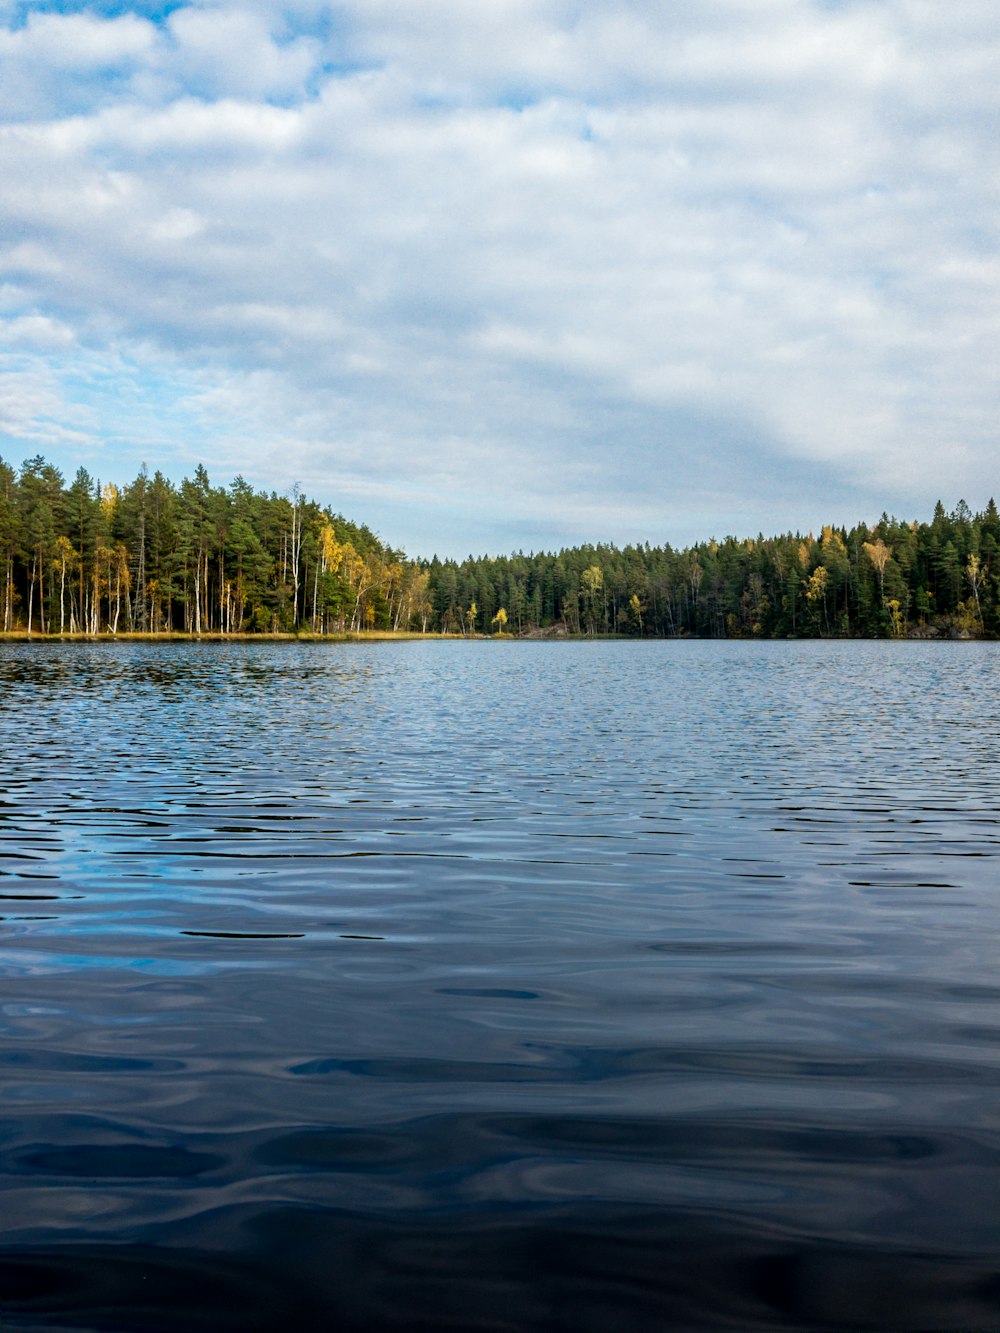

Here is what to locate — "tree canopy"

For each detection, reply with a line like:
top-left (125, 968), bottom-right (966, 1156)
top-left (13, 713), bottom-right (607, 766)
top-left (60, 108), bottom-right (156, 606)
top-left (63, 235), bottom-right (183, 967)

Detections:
top-left (1, 454), bottom-right (996, 638)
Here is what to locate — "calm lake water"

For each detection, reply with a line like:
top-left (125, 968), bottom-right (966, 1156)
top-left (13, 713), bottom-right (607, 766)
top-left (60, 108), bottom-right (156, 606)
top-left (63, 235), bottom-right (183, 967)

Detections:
top-left (1, 639), bottom-right (999, 1331)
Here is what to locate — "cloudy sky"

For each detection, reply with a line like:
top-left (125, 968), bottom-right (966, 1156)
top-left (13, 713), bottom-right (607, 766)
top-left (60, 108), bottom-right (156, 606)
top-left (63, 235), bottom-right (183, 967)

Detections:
top-left (1, 0), bottom-right (997, 557)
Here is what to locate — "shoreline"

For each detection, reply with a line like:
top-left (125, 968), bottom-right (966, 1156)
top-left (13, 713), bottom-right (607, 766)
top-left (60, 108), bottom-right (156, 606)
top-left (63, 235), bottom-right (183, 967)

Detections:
top-left (0, 629), bottom-right (992, 643)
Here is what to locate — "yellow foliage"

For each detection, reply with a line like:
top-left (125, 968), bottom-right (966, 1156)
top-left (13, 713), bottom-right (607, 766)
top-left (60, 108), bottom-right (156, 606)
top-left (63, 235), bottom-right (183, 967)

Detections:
top-left (55, 534), bottom-right (77, 568)
top-left (580, 565), bottom-right (603, 597)
top-left (113, 542), bottom-right (131, 588)
top-left (805, 565), bottom-right (829, 601)
top-left (885, 598), bottom-right (905, 636)
top-left (338, 542), bottom-right (364, 587)
top-left (821, 526), bottom-right (847, 557)
top-left (862, 538), bottom-right (891, 575)
top-left (318, 518), bottom-right (342, 570)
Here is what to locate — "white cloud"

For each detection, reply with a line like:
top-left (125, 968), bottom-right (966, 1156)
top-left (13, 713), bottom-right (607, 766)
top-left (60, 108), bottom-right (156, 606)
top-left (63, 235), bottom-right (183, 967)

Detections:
top-left (0, 11), bottom-right (155, 118)
top-left (0, 314), bottom-right (76, 350)
top-left (164, 6), bottom-right (321, 100)
top-left (0, 11), bottom-right (154, 70)
top-left (1, 0), bottom-right (998, 553)
top-left (0, 358), bottom-right (93, 449)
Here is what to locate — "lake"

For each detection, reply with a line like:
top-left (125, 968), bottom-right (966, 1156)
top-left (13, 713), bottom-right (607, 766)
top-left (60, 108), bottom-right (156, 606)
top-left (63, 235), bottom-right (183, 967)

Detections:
top-left (1, 639), bottom-right (999, 1330)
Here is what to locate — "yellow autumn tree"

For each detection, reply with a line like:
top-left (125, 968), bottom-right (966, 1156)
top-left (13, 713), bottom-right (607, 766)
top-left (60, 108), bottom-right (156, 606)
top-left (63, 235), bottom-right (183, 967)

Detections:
top-left (804, 565), bottom-right (829, 630)
top-left (100, 482), bottom-right (119, 522)
top-left (862, 537), bottom-right (892, 600)
top-left (308, 516), bottom-right (344, 630)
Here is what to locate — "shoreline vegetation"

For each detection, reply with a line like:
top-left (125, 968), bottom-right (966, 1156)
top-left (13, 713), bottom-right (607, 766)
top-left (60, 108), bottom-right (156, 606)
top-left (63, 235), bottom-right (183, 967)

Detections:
top-left (0, 626), bottom-right (993, 643)
top-left (2, 454), bottom-right (998, 640)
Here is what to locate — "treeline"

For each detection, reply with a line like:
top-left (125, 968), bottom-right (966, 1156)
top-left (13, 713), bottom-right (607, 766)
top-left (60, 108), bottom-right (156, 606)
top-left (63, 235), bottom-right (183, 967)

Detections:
top-left (430, 502), bottom-right (1000, 638)
top-left (0, 456), bottom-right (430, 635)
top-left (0, 453), bottom-right (996, 637)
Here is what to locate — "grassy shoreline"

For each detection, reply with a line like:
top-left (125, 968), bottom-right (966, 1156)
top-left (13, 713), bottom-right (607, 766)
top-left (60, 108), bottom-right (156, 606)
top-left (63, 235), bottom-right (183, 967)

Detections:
top-left (0, 629), bottom-right (991, 643)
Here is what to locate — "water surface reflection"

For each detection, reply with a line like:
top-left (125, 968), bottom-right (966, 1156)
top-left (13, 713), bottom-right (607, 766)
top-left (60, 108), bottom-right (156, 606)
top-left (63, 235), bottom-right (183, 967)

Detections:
top-left (1, 640), bottom-right (999, 1329)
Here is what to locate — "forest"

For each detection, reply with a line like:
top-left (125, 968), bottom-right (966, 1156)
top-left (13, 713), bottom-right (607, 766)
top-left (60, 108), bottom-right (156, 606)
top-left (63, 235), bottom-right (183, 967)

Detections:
top-left (1, 453), bottom-right (997, 639)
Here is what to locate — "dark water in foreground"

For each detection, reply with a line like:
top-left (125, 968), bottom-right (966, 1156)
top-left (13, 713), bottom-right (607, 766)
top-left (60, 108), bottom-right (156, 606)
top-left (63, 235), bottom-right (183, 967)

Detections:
top-left (1, 639), bottom-right (999, 1331)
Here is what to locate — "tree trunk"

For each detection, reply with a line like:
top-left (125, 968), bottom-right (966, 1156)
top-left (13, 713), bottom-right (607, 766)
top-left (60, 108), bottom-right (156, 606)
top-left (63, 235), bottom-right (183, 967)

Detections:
top-left (194, 549), bottom-right (202, 635)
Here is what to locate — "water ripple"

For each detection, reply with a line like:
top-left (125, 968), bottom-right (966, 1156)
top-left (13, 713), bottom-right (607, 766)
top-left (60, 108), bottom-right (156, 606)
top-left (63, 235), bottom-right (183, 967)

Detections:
top-left (1, 640), bottom-right (1000, 1330)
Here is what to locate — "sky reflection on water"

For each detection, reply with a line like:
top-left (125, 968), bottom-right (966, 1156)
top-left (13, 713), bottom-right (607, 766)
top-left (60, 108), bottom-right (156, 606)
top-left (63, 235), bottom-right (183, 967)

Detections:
top-left (1, 640), bottom-right (999, 1330)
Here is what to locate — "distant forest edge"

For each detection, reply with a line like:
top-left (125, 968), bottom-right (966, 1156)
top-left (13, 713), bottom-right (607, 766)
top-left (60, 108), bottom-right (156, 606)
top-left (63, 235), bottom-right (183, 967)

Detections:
top-left (1, 455), bottom-right (998, 639)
